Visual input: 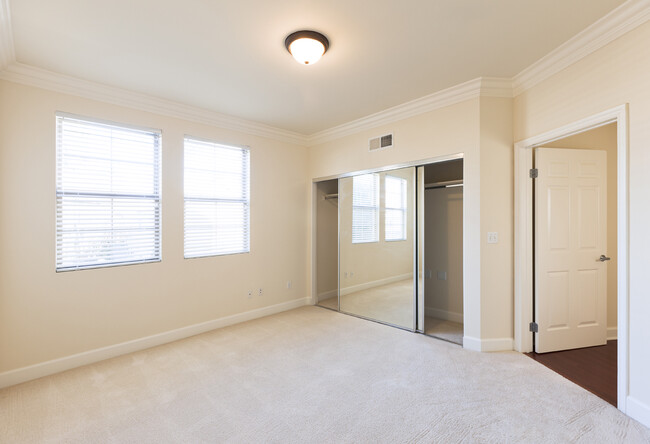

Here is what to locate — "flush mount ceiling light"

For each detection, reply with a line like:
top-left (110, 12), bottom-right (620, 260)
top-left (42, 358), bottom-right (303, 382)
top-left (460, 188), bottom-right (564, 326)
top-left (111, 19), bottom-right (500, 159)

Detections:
top-left (285, 30), bottom-right (329, 65)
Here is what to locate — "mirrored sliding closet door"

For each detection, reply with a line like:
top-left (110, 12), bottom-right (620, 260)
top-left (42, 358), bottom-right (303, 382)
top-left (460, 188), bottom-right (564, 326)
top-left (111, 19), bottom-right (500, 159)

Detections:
top-left (338, 167), bottom-right (416, 330)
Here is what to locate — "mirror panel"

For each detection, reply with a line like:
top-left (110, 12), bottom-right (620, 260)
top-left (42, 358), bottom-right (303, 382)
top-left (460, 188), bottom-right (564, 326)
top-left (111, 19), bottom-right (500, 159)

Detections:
top-left (338, 167), bottom-right (415, 329)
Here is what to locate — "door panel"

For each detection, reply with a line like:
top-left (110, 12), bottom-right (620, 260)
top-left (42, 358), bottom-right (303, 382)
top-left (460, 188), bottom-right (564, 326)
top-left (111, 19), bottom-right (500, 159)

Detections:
top-left (547, 270), bottom-right (569, 330)
top-left (548, 186), bottom-right (570, 249)
top-left (535, 148), bottom-right (607, 353)
top-left (338, 167), bottom-right (416, 330)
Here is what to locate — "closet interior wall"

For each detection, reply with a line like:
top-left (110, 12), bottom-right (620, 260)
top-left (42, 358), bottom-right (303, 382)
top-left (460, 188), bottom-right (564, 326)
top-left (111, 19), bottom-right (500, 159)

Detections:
top-left (423, 160), bottom-right (464, 342)
top-left (316, 179), bottom-right (339, 309)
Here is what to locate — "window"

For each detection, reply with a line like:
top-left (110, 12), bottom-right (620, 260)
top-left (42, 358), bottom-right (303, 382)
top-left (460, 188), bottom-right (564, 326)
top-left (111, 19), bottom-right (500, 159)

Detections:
top-left (184, 137), bottom-right (250, 258)
top-left (352, 173), bottom-right (379, 243)
top-left (385, 175), bottom-right (407, 241)
top-left (56, 114), bottom-right (161, 271)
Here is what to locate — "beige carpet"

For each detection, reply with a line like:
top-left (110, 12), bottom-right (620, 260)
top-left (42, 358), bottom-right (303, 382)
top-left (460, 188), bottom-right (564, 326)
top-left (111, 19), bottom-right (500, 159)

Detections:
top-left (317, 295), bottom-right (338, 310)
top-left (1, 306), bottom-right (649, 443)
top-left (319, 279), bottom-right (414, 328)
top-left (425, 316), bottom-right (463, 345)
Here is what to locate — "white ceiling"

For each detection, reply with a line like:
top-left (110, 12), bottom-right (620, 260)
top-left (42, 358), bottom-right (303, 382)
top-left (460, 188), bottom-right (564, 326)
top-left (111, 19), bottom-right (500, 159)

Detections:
top-left (8, 0), bottom-right (625, 135)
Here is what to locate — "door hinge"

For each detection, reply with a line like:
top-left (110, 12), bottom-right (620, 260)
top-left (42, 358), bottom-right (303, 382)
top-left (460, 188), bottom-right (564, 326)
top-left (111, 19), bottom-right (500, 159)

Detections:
top-left (529, 168), bottom-right (538, 179)
top-left (529, 322), bottom-right (539, 333)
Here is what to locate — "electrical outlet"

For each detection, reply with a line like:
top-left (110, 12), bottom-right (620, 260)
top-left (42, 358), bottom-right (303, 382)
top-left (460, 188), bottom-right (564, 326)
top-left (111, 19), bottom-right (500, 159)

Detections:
top-left (247, 290), bottom-right (252, 299)
top-left (487, 232), bottom-right (498, 244)
top-left (258, 288), bottom-right (263, 296)
top-left (287, 281), bottom-right (292, 289)
top-left (437, 271), bottom-right (447, 281)
top-left (425, 270), bottom-right (432, 279)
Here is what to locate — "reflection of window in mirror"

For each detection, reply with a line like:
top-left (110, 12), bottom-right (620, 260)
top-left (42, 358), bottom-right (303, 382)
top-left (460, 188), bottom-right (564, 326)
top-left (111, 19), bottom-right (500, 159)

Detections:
top-left (352, 173), bottom-right (379, 243)
top-left (385, 175), bottom-right (407, 241)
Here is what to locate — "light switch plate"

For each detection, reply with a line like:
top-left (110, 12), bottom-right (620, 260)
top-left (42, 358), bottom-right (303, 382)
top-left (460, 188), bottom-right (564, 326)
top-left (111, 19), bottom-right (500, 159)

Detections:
top-left (487, 232), bottom-right (498, 244)
top-left (437, 271), bottom-right (447, 280)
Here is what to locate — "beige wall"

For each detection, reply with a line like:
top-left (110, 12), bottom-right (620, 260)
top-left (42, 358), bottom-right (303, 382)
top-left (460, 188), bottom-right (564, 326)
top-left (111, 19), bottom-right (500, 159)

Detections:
top-left (514, 21), bottom-right (650, 414)
top-left (479, 97), bottom-right (514, 340)
top-left (0, 80), bottom-right (309, 374)
top-left (315, 180), bottom-right (338, 300)
top-left (544, 123), bottom-right (618, 331)
top-left (424, 187), bottom-right (463, 321)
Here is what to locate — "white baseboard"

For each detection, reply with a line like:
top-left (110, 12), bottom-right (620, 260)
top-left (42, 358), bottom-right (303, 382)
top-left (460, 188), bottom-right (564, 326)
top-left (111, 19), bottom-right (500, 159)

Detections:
top-left (340, 273), bottom-right (412, 296)
top-left (425, 307), bottom-right (463, 324)
top-left (463, 336), bottom-right (514, 352)
top-left (607, 326), bottom-right (618, 340)
top-left (627, 396), bottom-right (650, 429)
top-left (0, 296), bottom-right (311, 389)
top-left (317, 290), bottom-right (337, 303)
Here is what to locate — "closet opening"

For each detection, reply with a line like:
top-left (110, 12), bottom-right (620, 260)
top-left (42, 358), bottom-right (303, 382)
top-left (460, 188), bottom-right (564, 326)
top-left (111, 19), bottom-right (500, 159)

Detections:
top-left (421, 159), bottom-right (464, 345)
top-left (312, 155), bottom-right (464, 343)
top-left (315, 178), bottom-right (339, 311)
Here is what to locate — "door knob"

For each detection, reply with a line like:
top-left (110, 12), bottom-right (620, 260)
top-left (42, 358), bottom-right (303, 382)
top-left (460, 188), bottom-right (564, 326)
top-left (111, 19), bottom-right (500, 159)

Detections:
top-left (599, 255), bottom-right (611, 262)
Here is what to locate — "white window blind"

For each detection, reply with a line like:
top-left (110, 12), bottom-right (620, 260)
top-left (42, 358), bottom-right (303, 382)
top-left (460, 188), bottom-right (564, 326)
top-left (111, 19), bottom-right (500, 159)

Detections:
top-left (184, 138), bottom-right (250, 258)
top-left (385, 175), bottom-right (407, 241)
top-left (56, 114), bottom-right (161, 271)
top-left (352, 173), bottom-right (379, 243)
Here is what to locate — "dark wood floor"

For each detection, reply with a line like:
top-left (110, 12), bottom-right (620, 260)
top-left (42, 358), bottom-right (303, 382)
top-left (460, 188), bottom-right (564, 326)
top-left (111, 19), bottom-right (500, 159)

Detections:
top-left (526, 340), bottom-right (617, 406)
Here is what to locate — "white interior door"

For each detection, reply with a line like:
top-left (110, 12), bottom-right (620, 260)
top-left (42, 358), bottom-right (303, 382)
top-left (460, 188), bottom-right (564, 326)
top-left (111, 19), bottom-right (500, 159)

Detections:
top-left (535, 147), bottom-right (608, 353)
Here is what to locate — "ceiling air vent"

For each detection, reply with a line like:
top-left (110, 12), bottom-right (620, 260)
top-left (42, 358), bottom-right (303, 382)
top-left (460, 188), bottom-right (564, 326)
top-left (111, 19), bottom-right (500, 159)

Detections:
top-left (369, 133), bottom-right (393, 151)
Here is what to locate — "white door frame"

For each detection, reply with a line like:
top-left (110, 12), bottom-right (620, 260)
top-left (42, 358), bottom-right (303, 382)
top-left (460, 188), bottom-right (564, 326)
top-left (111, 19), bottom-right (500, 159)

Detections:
top-left (513, 104), bottom-right (628, 412)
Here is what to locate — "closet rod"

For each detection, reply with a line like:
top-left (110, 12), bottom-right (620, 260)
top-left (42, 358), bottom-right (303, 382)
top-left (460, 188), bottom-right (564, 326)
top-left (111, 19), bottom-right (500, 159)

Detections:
top-left (324, 193), bottom-right (339, 200)
top-left (424, 179), bottom-right (463, 190)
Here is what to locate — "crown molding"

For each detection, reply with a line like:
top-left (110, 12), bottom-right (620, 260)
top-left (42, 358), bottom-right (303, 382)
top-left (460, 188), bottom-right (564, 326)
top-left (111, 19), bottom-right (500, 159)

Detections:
top-left (0, 63), bottom-right (309, 146)
top-left (479, 77), bottom-right (514, 98)
top-left (0, 61), bottom-right (511, 147)
top-left (513, 0), bottom-right (650, 96)
top-left (308, 77), bottom-right (512, 146)
top-left (0, 0), bottom-right (15, 70)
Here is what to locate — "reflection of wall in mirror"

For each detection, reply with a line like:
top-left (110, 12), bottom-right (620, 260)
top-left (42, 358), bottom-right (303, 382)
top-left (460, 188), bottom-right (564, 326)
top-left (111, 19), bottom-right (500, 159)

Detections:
top-left (339, 169), bottom-right (414, 294)
top-left (316, 180), bottom-right (339, 301)
top-left (425, 187), bottom-right (463, 323)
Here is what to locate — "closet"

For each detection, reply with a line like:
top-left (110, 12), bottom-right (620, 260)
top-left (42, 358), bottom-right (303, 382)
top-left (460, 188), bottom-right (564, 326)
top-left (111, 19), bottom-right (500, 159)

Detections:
top-left (314, 158), bottom-right (463, 344)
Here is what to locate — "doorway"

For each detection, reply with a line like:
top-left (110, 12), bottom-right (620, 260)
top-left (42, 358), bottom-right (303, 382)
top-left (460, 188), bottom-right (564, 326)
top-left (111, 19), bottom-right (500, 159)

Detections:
top-left (513, 104), bottom-right (628, 412)
top-left (526, 123), bottom-right (617, 406)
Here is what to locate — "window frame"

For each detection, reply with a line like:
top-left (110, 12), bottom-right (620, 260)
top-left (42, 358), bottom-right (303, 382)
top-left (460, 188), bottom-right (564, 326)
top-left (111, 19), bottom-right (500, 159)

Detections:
top-left (55, 112), bottom-right (162, 272)
top-left (384, 175), bottom-right (408, 242)
top-left (183, 135), bottom-right (251, 259)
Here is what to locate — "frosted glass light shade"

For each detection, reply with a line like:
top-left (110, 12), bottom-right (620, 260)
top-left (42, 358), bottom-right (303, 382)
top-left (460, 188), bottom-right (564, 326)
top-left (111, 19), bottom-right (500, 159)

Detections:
top-left (285, 30), bottom-right (329, 65)
top-left (289, 38), bottom-right (325, 65)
